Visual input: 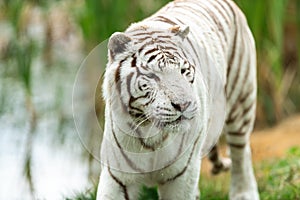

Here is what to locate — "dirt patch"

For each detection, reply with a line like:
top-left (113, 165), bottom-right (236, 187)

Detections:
top-left (251, 115), bottom-right (300, 162)
top-left (202, 115), bottom-right (300, 174)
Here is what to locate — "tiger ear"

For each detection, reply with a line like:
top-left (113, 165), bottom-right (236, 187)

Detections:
top-left (170, 25), bottom-right (190, 40)
top-left (108, 32), bottom-right (132, 62)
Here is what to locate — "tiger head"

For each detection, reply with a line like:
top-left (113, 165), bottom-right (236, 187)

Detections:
top-left (103, 25), bottom-right (207, 133)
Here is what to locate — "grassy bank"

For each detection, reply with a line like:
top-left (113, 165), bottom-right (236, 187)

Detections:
top-left (68, 147), bottom-right (300, 200)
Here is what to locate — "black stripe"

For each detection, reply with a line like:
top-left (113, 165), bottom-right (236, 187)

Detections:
top-left (225, 113), bottom-right (237, 124)
top-left (145, 72), bottom-right (160, 81)
top-left (128, 107), bottom-right (143, 115)
top-left (214, 0), bottom-right (232, 26)
top-left (221, 0), bottom-right (237, 22)
top-left (226, 28), bottom-right (237, 85)
top-left (115, 58), bottom-right (128, 94)
top-left (108, 167), bottom-right (129, 200)
top-left (110, 117), bottom-right (144, 172)
top-left (131, 30), bottom-right (163, 37)
top-left (129, 94), bottom-right (150, 114)
top-left (200, 4), bottom-right (226, 39)
top-left (227, 42), bottom-right (243, 99)
top-left (137, 39), bottom-right (177, 55)
top-left (144, 48), bottom-right (158, 56)
top-left (212, 0), bottom-right (230, 26)
top-left (115, 58), bottom-right (129, 111)
top-left (157, 107), bottom-right (172, 112)
top-left (131, 55), bottom-right (137, 67)
top-left (135, 36), bottom-right (152, 41)
top-left (126, 72), bottom-right (134, 95)
top-left (239, 85), bottom-right (254, 104)
top-left (130, 32), bottom-right (148, 37)
top-left (138, 41), bottom-right (156, 54)
top-left (242, 102), bottom-right (254, 116)
top-left (155, 39), bottom-right (177, 46)
top-left (228, 117), bottom-right (251, 135)
top-left (115, 64), bottom-right (121, 93)
top-left (144, 95), bottom-right (154, 106)
top-left (159, 133), bottom-right (201, 184)
top-left (128, 123), bottom-right (156, 151)
top-left (147, 54), bottom-right (157, 63)
top-left (224, 0), bottom-right (238, 84)
top-left (208, 145), bottom-right (219, 162)
top-left (226, 102), bottom-right (239, 124)
top-left (227, 131), bottom-right (246, 136)
top-left (226, 84), bottom-right (254, 125)
top-left (239, 118), bottom-right (251, 130)
top-left (160, 45), bottom-right (177, 51)
top-left (154, 15), bottom-right (177, 25)
top-left (158, 35), bottom-right (172, 39)
top-left (228, 143), bottom-right (245, 149)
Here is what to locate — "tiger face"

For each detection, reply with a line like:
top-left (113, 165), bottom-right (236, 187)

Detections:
top-left (105, 26), bottom-right (202, 132)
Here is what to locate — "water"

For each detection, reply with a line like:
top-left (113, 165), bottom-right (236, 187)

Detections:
top-left (0, 123), bottom-right (91, 200)
top-left (0, 20), bottom-right (99, 199)
top-left (0, 61), bottom-right (96, 199)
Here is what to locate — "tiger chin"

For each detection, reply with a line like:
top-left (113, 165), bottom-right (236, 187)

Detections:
top-left (97, 0), bottom-right (259, 200)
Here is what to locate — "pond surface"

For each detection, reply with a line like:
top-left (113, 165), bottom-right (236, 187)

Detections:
top-left (0, 40), bottom-right (100, 199)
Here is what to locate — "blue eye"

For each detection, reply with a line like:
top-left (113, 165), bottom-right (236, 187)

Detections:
top-left (181, 63), bottom-right (195, 83)
top-left (138, 80), bottom-right (149, 91)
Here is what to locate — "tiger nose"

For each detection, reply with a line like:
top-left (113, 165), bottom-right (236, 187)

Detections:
top-left (171, 101), bottom-right (191, 112)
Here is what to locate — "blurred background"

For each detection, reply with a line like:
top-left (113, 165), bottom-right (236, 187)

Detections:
top-left (0, 0), bottom-right (299, 199)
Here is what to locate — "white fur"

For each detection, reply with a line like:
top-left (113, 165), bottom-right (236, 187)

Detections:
top-left (97, 0), bottom-right (259, 199)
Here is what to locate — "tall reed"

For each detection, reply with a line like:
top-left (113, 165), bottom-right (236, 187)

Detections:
top-left (235, 0), bottom-right (299, 125)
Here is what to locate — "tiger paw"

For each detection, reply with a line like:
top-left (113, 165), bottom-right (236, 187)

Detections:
top-left (211, 157), bottom-right (232, 175)
top-left (230, 190), bottom-right (259, 200)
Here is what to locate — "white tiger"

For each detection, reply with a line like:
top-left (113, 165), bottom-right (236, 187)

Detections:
top-left (97, 0), bottom-right (259, 199)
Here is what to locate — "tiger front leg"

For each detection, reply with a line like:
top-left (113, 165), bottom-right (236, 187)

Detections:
top-left (157, 158), bottom-right (201, 200)
top-left (228, 143), bottom-right (259, 200)
top-left (96, 166), bottom-right (140, 200)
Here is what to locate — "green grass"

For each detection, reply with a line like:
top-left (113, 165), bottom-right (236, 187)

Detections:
top-left (258, 147), bottom-right (300, 200)
top-left (69, 147), bottom-right (300, 200)
top-left (65, 188), bottom-right (97, 200)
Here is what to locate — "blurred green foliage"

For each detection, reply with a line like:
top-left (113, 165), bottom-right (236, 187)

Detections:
top-left (73, 0), bottom-right (169, 49)
top-left (235, 0), bottom-right (300, 125)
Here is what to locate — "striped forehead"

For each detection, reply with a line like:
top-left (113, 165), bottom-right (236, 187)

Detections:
top-left (133, 49), bottom-right (182, 73)
top-left (129, 29), bottom-right (172, 42)
top-left (129, 39), bottom-right (182, 71)
top-left (127, 29), bottom-right (178, 52)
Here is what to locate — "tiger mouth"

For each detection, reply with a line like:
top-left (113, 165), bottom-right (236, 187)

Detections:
top-left (130, 112), bottom-right (190, 128)
top-left (155, 115), bottom-right (188, 128)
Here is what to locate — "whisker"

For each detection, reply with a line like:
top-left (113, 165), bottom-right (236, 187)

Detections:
top-left (130, 112), bottom-right (152, 133)
top-left (139, 118), bottom-right (161, 152)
